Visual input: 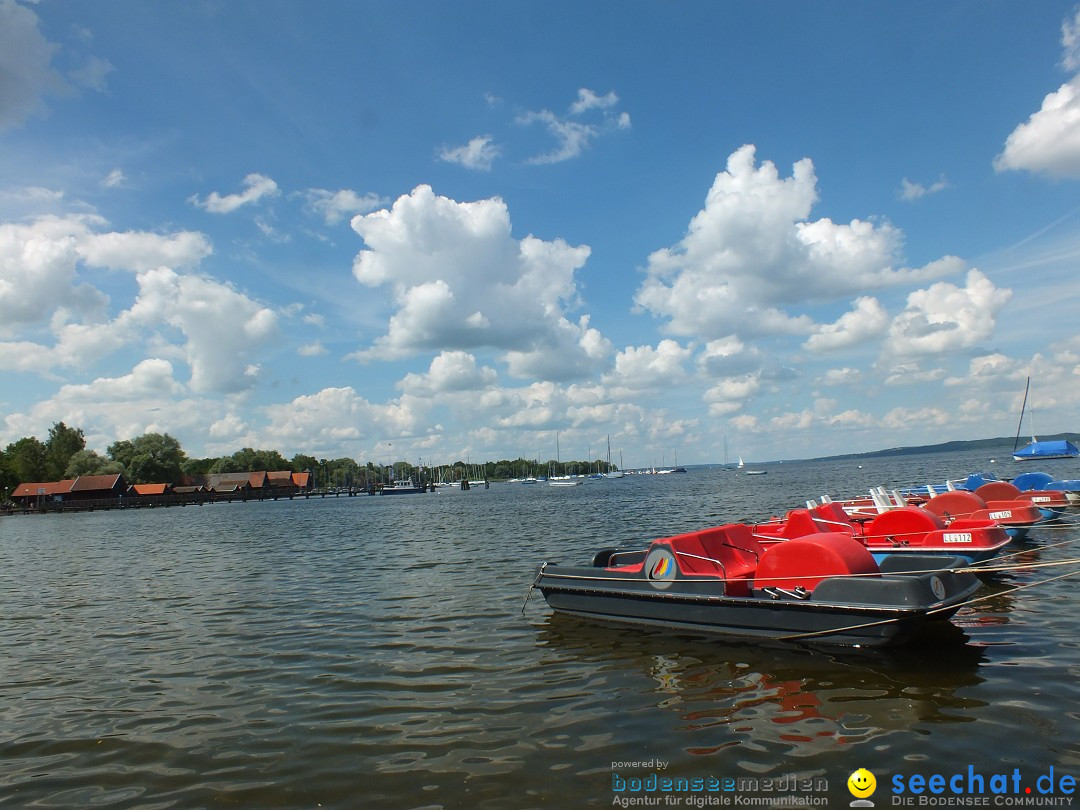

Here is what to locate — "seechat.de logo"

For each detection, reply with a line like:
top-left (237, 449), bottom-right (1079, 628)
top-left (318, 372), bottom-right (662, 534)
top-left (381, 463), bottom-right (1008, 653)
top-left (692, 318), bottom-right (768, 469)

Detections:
top-left (848, 768), bottom-right (877, 806)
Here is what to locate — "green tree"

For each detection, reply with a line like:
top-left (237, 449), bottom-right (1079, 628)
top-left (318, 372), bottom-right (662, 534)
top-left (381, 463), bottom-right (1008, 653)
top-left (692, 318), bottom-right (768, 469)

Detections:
top-left (108, 433), bottom-right (187, 484)
top-left (208, 457), bottom-right (243, 474)
top-left (45, 422), bottom-right (86, 480)
top-left (228, 447), bottom-right (290, 472)
top-left (5, 437), bottom-right (48, 484)
top-left (65, 449), bottom-right (125, 478)
top-left (292, 453), bottom-right (318, 474)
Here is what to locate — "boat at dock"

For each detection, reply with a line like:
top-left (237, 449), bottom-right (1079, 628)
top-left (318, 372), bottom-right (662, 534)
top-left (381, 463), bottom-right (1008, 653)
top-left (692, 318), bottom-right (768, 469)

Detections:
top-left (751, 504), bottom-right (1011, 565)
top-left (531, 523), bottom-right (981, 647)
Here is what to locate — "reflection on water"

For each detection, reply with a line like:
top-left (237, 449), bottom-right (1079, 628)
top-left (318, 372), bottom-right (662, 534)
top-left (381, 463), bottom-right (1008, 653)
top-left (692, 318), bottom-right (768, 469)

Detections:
top-left (536, 615), bottom-right (987, 763)
top-left (1, 449), bottom-right (1079, 808)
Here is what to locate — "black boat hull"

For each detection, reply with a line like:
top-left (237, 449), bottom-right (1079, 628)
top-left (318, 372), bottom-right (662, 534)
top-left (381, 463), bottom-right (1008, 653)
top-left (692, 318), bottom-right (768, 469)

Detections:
top-left (536, 554), bottom-right (980, 647)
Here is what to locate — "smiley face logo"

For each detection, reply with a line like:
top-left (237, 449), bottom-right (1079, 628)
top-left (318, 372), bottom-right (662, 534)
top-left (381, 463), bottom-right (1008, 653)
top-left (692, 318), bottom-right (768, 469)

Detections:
top-left (848, 768), bottom-right (877, 799)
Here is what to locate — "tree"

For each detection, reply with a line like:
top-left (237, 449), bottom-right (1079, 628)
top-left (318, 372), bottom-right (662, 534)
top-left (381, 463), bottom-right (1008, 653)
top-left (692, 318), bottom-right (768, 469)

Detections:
top-left (65, 449), bottom-right (125, 478)
top-left (208, 457), bottom-right (243, 474)
top-left (5, 437), bottom-right (48, 484)
top-left (45, 422), bottom-right (86, 480)
top-left (292, 453), bottom-right (318, 474)
top-left (108, 433), bottom-right (187, 484)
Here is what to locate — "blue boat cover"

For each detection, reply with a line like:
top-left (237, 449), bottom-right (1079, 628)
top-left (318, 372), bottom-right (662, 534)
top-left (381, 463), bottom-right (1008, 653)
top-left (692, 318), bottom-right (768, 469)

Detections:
top-left (1011, 471), bottom-right (1055, 491)
top-left (1012, 440), bottom-right (1080, 460)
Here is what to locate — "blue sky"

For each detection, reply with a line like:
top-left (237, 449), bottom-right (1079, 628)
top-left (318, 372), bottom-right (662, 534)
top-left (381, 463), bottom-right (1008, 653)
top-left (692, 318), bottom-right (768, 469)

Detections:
top-left (3, 1), bottom-right (1080, 468)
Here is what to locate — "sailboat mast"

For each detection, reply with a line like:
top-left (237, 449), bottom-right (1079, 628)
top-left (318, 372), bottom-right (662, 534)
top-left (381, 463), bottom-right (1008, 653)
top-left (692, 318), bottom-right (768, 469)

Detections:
top-left (1012, 376), bottom-right (1031, 452)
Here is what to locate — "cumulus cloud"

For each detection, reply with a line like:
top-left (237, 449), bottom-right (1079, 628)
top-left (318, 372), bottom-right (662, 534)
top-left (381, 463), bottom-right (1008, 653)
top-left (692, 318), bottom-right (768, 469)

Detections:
top-left (438, 135), bottom-right (501, 171)
top-left (883, 269), bottom-right (1012, 359)
top-left (0, 215), bottom-right (109, 335)
top-left (803, 296), bottom-right (889, 352)
top-left (703, 375), bottom-right (760, 417)
top-left (696, 336), bottom-right (763, 377)
top-left (303, 188), bottom-right (386, 225)
top-left (79, 229), bottom-right (212, 272)
top-left (995, 74), bottom-right (1080, 178)
top-left (127, 267), bottom-right (278, 393)
top-left (634, 145), bottom-right (964, 340)
top-left (0, 0), bottom-right (62, 130)
top-left (603, 339), bottom-right (691, 391)
top-left (399, 351), bottom-right (498, 396)
top-left (349, 185), bottom-right (599, 374)
top-left (259, 386), bottom-right (423, 448)
top-left (190, 173), bottom-right (280, 213)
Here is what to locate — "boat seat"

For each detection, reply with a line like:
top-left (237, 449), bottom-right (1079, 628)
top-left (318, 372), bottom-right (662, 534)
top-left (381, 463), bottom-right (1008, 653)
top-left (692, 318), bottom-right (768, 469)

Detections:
top-left (866, 506), bottom-right (945, 545)
top-left (666, 525), bottom-right (762, 595)
top-left (811, 501), bottom-right (856, 530)
top-left (779, 508), bottom-right (829, 539)
top-left (974, 481), bottom-right (1022, 502)
top-left (756, 532), bottom-right (878, 592)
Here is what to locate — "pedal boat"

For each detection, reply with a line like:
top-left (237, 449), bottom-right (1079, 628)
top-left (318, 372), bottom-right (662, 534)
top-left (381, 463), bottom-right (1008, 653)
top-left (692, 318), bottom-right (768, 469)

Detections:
top-left (752, 504), bottom-right (1011, 565)
top-left (921, 490), bottom-right (1044, 540)
top-left (533, 523), bottom-right (981, 647)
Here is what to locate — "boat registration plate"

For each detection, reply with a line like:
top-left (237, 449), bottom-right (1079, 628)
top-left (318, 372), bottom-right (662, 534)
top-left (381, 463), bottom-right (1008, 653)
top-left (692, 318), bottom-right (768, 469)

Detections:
top-left (989, 510), bottom-right (1013, 520)
top-left (943, 533), bottom-right (972, 544)
top-left (1031, 496), bottom-right (1051, 503)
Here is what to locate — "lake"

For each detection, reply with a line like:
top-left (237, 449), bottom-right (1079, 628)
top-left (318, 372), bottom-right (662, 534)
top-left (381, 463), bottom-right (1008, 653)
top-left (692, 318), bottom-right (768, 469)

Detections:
top-left (2, 448), bottom-right (1079, 808)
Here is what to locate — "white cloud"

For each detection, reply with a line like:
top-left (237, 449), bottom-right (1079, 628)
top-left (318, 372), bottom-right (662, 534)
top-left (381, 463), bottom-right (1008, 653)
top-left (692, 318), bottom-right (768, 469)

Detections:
top-left (128, 267), bottom-right (279, 393)
top-left (883, 269), bottom-right (1012, 359)
top-left (819, 367), bottom-right (861, 386)
top-left (570, 88), bottom-right (619, 114)
top-left (516, 87), bottom-right (630, 165)
top-left (697, 336), bottom-right (762, 377)
top-left (68, 55), bottom-right (114, 92)
top-left (349, 185), bottom-right (596, 370)
top-left (995, 74), bottom-right (1080, 178)
top-left (634, 145), bottom-right (963, 340)
top-left (190, 173), bottom-right (280, 213)
top-left (101, 169), bottom-right (126, 189)
top-left (1062, 7), bottom-right (1080, 72)
top-left (899, 175), bottom-right (949, 201)
top-left (399, 351), bottom-right (498, 396)
top-left (297, 342), bottom-right (327, 357)
top-left (0, 215), bottom-right (108, 335)
top-left (438, 135), bottom-right (501, 171)
top-left (603, 339), bottom-right (691, 391)
top-left (259, 386), bottom-right (423, 449)
top-left (303, 188), bottom-right (386, 225)
top-left (703, 375), bottom-right (760, 417)
top-left (79, 229), bottom-right (212, 272)
top-left (0, 0), bottom-right (62, 130)
top-left (803, 296), bottom-right (888, 352)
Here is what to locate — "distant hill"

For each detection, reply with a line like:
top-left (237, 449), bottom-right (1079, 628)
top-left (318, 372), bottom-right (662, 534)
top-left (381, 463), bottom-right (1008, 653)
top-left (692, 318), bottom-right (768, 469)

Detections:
top-left (809, 433), bottom-right (1080, 462)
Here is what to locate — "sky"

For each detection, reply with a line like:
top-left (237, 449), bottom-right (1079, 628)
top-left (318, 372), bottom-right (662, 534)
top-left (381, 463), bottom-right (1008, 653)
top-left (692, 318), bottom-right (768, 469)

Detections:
top-left (3, 1), bottom-right (1080, 469)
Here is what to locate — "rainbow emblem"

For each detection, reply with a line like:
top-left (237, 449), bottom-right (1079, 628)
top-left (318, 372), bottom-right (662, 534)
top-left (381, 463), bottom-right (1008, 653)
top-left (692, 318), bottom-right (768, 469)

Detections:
top-left (650, 557), bottom-right (671, 578)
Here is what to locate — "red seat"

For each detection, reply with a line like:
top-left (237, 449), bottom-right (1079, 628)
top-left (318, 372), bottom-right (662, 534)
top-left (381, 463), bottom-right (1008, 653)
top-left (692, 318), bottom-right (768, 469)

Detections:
top-left (756, 532), bottom-right (878, 592)
top-left (666, 524), bottom-right (764, 595)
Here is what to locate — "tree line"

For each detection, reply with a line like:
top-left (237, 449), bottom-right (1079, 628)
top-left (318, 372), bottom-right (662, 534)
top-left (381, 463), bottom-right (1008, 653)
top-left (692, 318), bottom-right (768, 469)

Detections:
top-left (0, 422), bottom-right (616, 497)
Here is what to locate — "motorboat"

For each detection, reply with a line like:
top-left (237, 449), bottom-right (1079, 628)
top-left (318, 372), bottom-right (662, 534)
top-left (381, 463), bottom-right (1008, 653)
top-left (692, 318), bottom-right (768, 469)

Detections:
top-left (380, 478), bottom-right (424, 495)
top-left (531, 523), bottom-right (981, 647)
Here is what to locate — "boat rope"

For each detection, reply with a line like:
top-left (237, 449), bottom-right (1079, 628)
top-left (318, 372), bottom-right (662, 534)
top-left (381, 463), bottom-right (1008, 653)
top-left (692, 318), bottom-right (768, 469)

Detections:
top-left (776, 566), bottom-right (1080, 642)
top-left (520, 563), bottom-right (546, 616)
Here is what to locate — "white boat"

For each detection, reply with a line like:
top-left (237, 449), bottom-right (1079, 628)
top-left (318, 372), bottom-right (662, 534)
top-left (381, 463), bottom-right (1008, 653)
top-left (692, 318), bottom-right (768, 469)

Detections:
top-left (548, 433), bottom-right (582, 486)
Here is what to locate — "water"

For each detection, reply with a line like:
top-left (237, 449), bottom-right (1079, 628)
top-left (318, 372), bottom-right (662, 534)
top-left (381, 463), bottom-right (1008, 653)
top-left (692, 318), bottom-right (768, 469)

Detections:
top-left (2, 449), bottom-right (1079, 808)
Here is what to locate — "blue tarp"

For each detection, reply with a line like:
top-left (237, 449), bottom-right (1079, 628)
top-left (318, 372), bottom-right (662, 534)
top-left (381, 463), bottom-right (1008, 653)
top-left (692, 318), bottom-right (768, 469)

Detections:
top-left (1012, 440), bottom-right (1080, 460)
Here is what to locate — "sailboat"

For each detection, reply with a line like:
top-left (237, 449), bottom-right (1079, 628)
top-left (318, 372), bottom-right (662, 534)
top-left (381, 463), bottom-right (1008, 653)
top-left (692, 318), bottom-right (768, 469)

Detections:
top-left (549, 433), bottom-right (582, 487)
top-left (603, 435), bottom-right (624, 478)
top-left (1012, 377), bottom-right (1079, 461)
